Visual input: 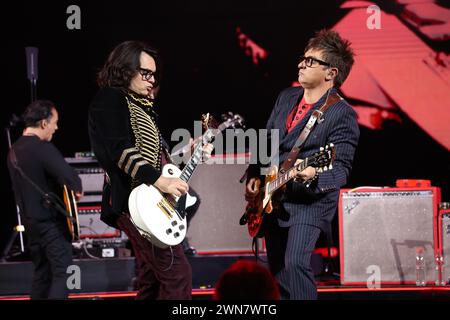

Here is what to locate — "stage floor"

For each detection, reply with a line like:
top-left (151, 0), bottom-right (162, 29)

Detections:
top-left (1, 254), bottom-right (449, 300)
top-left (2, 286), bottom-right (450, 300)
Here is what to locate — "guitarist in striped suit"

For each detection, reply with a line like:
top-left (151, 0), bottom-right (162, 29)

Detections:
top-left (89, 41), bottom-right (212, 300)
top-left (245, 30), bottom-right (359, 300)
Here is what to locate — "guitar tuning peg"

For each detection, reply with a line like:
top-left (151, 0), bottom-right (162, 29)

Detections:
top-left (318, 168), bottom-right (323, 173)
top-left (320, 147), bottom-right (324, 151)
top-left (323, 166), bottom-right (328, 171)
top-left (330, 143), bottom-right (334, 147)
top-left (329, 164), bottom-right (333, 170)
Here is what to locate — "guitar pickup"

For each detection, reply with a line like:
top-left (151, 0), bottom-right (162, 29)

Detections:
top-left (157, 202), bottom-right (173, 219)
top-left (161, 197), bottom-right (183, 221)
top-left (162, 195), bottom-right (177, 207)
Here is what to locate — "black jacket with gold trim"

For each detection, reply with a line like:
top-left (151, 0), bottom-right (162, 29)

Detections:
top-left (88, 87), bottom-right (162, 228)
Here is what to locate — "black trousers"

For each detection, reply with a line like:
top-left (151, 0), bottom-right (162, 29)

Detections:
top-left (26, 221), bottom-right (73, 299)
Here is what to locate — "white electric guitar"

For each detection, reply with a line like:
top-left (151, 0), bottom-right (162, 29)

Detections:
top-left (128, 113), bottom-right (244, 248)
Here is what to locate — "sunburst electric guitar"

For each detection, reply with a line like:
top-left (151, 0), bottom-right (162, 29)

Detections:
top-left (244, 144), bottom-right (336, 238)
top-left (62, 185), bottom-right (80, 241)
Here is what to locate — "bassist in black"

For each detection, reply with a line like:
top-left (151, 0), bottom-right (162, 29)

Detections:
top-left (7, 100), bottom-right (82, 299)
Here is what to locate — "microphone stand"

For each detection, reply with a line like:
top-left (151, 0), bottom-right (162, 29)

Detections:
top-left (30, 78), bottom-right (37, 103)
top-left (1, 47), bottom-right (39, 261)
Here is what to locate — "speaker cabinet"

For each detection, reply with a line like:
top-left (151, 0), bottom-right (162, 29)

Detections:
top-left (439, 208), bottom-right (450, 285)
top-left (339, 187), bottom-right (441, 285)
top-left (78, 206), bottom-right (121, 238)
top-left (186, 154), bottom-right (260, 253)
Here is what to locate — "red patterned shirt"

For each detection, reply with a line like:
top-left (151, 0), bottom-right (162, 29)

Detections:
top-left (286, 96), bottom-right (313, 133)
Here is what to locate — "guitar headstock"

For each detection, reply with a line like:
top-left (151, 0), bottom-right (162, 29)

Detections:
top-left (201, 113), bottom-right (220, 131)
top-left (310, 143), bottom-right (336, 172)
top-left (221, 112), bottom-right (245, 129)
top-left (201, 111), bottom-right (246, 134)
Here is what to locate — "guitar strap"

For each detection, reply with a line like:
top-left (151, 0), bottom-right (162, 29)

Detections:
top-left (279, 90), bottom-right (342, 173)
top-left (9, 147), bottom-right (72, 220)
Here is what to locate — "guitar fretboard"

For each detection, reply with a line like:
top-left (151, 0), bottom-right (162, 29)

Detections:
top-left (179, 137), bottom-right (207, 183)
top-left (179, 120), bottom-right (234, 183)
top-left (267, 158), bottom-right (309, 194)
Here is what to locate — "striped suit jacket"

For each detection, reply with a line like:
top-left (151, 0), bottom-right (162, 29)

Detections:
top-left (251, 86), bottom-right (360, 229)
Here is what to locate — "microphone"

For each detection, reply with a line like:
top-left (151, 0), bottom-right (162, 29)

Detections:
top-left (25, 47), bottom-right (39, 82)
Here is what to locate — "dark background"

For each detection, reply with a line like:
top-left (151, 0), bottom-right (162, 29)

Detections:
top-left (1, 0), bottom-right (449, 256)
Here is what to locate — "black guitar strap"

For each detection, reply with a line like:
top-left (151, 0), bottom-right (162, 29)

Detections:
top-left (9, 147), bottom-right (72, 220)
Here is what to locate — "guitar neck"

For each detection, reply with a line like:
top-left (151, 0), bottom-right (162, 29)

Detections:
top-left (179, 143), bottom-right (202, 183)
top-left (267, 158), bottom-right (309, 194)
top-left (179, 130), bottom-right (214, 183)
top-left (178, 119), bottom-right (236, 183)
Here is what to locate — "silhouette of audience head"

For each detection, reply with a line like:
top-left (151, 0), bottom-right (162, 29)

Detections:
top-left (214, 260), bottom-right (280, 300)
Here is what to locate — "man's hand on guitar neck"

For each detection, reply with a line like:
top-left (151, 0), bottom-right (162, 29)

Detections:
top-left (154, 176), bottom-right (189, 197)
top-left (245, 177), bottom-right (261, 204)
top-left (293, 159), bottom-right (317, 182)
top-left (190, 138), bottom-right (214, 162)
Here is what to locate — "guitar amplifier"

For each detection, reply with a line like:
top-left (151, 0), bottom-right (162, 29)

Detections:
top-left (66, 154), bottom-right (121, 241)
top-left (339, 187), bottom-right (441, 285)
top-left (438, 203), bottom-right (450, 285)
top-left (65, 155), bottom-right (104, 203)
top-left (78, 206), bottom-right (121, 238)
top-left (187, 154), bottom-right (263, 253)
top-left (76, 167), bottom-right (104, 193)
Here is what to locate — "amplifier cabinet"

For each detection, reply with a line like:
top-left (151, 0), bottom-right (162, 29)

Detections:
top-left (439, 208), bottom-right (450, 285)
top-left (339, 187), bottom-right (441, 285)
top-left (78, 206), bottom-right (121, 238)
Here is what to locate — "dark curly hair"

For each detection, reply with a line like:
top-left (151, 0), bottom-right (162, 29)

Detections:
top-left (305, 30), bottom-right (355, 88)
top-left (22, 100), bottom-right (56, 128)
top-left (97, 41), bottom-right (160, 89)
